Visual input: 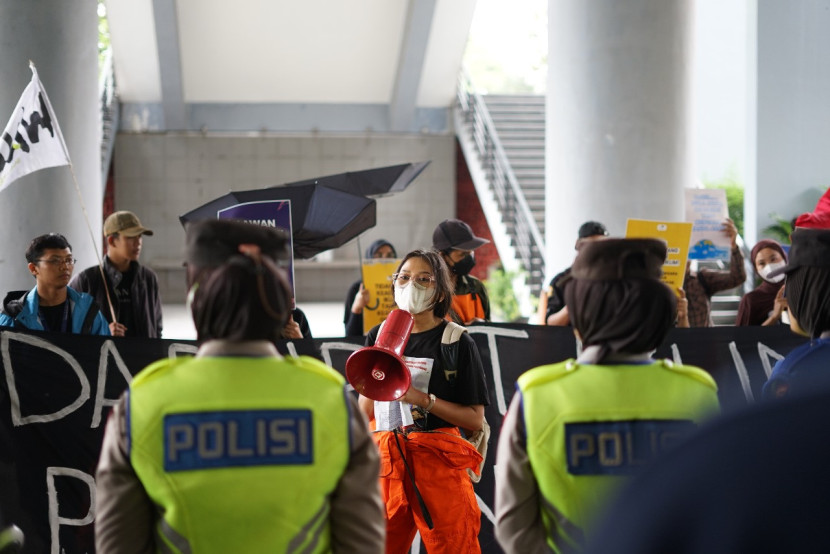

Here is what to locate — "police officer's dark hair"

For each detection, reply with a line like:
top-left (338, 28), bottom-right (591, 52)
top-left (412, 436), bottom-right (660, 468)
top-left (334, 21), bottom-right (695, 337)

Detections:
top-left (25, 233), bottom-right (72, 264)
top-left (785, 265), bottom-right (830, 337)
top-left (563, 238), bottom-right (676, 363)
top-left (392, 249), bottom-right (453, 319)
top-left (191, 254), bottom-right (292, 342)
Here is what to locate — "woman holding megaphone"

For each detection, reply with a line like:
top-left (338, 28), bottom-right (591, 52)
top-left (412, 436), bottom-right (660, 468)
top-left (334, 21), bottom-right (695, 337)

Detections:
top-left (356, 249), bottom-right (490, 554)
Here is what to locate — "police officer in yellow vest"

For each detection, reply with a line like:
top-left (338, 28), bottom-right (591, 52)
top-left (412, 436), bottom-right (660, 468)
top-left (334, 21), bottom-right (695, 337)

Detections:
top-left (95, 220), bottom-right (385, 553)
top-left (494, 238), bottom-right (720, 553)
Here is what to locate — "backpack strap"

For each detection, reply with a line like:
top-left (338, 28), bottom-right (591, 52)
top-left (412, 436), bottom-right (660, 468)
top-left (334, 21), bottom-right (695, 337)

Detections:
top-left (440, 322), bottom-right (467, 384)
top-left (441, 321), bottom-right (467, 345)
top-left (439, 321), bottom-right (489, 483)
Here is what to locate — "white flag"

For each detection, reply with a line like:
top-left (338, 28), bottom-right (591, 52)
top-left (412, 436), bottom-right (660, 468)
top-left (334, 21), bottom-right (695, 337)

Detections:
top-left (0, 63), bottom-right (71, 192)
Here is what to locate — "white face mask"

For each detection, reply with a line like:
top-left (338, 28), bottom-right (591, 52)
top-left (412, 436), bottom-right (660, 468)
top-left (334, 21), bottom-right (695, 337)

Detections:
top-left (394, 281), bottom-right (435, 314)
top-left (759, 261), bottom-right (786, 283)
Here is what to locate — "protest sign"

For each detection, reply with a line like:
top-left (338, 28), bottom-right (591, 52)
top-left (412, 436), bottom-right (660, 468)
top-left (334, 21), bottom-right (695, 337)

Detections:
top-left (0, 325), bottom-right (804, 553)
top-left (685, 188), bottom-right (731, 260)
top-left (217, 200), bottom-right (295, 295)
top-left (361, 258), bottom-right (399, 333)
top-left (625, 219), bottom-right (693, 293)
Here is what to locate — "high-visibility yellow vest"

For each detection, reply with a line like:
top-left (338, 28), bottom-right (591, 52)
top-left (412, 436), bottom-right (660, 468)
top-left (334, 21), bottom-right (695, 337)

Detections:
top-left (517, 359), bottom-right (719, 553)
top-left (128, 354), bottom-right (351, 554)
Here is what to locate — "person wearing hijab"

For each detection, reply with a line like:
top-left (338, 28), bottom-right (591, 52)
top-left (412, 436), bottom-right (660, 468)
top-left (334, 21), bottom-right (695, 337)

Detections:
top-left (494, 238), bottom-right (720, 554)
top-left (584, 229), bottom-right (830, 554)
top-left (683, 217), bottom-right (746, 327)
top-left (762, 228), bottom-right (830, 400)
top-left (736, 239), bottom-right (789, 326)
top-left (95, 220), bottom-right (385, 553)
top-left (343, 239), bottom-right (397, 336)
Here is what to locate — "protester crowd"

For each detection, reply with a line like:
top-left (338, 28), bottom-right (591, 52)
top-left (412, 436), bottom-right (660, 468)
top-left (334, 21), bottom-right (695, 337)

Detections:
top-left (1, 188), bottom-right (830, 553)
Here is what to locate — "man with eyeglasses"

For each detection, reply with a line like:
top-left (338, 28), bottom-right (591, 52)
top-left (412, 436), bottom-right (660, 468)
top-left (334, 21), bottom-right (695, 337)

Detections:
top-left (71, 211), bottom-right (162, 338)
top-left (0, 233), bottom-right (110, 335)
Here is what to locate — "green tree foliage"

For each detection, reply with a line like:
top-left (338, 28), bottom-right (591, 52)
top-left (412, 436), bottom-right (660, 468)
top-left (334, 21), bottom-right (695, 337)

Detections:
top-left (484, 266), bottom-right (521, 322)
top-left (703, 170), bottom-right (744, 238)
top-left (761, 214), bottom-right (794, 245)
top-left (98, 1), bottom-right (110, 67)
top-left (761, 186), bottom-right (828, 245)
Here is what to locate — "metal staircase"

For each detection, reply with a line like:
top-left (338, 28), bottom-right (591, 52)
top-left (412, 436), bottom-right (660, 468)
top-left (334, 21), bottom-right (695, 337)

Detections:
top-left (454, 75), bottom-right (753, 325)
top-left (481, 95), bottom-right (546, 236)
top-left (454, 70), bottom-right (546, 317)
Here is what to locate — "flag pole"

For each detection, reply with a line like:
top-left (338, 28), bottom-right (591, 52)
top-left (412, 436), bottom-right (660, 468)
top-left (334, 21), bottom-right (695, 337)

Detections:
top-left (26, 60), bottom-right (119, 325)
top-left (66, 162), bottom-right (118, 324)
top-left (2, 62), bottom-right (117, 324)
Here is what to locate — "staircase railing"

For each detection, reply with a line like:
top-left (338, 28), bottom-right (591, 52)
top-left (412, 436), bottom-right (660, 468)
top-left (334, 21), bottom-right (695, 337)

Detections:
top-left (455, 68), bottom-right (546, 298)
top-left (99, 47), bottom-right (119, 193)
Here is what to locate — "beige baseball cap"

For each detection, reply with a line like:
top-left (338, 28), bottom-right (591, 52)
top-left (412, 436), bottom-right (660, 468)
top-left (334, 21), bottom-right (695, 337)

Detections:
top-left (103, 211), bottom-right (154, 237)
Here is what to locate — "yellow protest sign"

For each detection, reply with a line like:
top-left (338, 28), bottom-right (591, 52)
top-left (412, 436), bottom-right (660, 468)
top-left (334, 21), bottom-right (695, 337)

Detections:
top-left (362, 259), bottom-right (400, 333)
top-left (625, 219), bottom-right (693, 294)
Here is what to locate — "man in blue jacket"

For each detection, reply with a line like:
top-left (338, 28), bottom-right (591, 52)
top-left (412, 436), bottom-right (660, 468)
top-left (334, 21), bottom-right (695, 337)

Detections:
top-left (0, 233), bottom-right (110, 335)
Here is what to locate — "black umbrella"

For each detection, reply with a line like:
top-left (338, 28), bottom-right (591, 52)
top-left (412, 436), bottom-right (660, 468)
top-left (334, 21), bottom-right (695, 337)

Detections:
top-left (179, 184), bottom-right (376, 259)
top-left (280, 161), bottom-right (430, 198)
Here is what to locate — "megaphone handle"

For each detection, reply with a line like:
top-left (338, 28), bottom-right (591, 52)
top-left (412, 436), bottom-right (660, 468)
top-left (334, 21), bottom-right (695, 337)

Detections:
top-left (392, 429), bottom-right (434, 530)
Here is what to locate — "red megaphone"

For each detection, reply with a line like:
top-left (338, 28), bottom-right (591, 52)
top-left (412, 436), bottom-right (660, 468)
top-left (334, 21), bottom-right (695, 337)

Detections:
top-left (345, 309), bottom-right (414, 401)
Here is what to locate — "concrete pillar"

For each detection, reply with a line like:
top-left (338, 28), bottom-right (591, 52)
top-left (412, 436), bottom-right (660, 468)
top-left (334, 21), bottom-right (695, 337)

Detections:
top-left (545, 0), bottom-right (695, 276)
top-left (0, 1), bottom-right (100, 291)
top-left (746, 0), bottom-right (830, 247)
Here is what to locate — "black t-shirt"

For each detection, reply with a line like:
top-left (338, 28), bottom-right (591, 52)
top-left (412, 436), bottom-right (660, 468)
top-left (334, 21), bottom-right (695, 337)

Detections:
top-left (38, 301), bottom-right (71, 332)
top-left (115, 266), bottom-right (136, 337)
top-left (366, 320), bottom-right (489, 431)
top-left (544, 267), bottom-right (572, 320)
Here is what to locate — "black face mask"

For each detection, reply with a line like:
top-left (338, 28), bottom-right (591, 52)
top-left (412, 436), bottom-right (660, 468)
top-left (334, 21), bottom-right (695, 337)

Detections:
top-left (450, 253), bottom-right (476, 276)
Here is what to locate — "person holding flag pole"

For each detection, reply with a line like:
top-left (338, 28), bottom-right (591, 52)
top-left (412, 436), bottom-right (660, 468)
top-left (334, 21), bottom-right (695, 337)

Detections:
top-left (0, 61), bottom-right (122, 331)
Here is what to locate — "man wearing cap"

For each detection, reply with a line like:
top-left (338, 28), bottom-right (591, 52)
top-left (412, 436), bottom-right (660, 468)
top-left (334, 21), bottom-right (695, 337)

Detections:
top-left (540, 221), bottom-right (609, 326)
top-left (70, 211), bottom-right (162, 338)
top-left (762, 228), bottom-right (830, 399)
top-left (495, 238), bottom-right (719, 553)
top-left (432, 218), bottom-right (491, 325)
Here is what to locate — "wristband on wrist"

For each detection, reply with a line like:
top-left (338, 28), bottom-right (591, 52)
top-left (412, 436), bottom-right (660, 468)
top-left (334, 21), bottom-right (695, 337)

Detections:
top-left (424, 393), bottom-right (436, 412)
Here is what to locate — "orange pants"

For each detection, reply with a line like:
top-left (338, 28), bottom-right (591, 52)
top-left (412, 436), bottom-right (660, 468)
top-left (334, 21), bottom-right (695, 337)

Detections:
top-left (373, 428), bottom-right (483, 554)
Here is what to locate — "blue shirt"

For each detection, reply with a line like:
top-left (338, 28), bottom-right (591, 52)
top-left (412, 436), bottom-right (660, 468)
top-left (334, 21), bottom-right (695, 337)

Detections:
top-left (762, 337), bottom-right (830, 399)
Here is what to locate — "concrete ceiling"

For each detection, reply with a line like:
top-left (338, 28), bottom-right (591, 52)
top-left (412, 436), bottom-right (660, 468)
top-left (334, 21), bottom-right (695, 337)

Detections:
top-left (105, 0), bottom-right (477, 133)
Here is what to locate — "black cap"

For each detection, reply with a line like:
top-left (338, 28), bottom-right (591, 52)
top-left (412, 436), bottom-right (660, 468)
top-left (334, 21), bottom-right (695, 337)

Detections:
top-left (768, 228), bottom-right (830, 278)
top-left (578, 221), bottom-right (609, 239)
top-left (571, 238), bottom-right (666, 281)
top-left (185, 219), bottom-right (290, 269)
top-left (432, 219), bottom-right (490, 251)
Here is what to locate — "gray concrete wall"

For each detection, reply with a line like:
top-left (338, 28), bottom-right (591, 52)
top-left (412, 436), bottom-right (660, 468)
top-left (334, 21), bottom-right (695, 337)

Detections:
top-left (745, 0), bottom-right (830, 246)
top-left (0, 1), bottom-right (101, 291)
top-left (545, 0), bottom-right (695, 276)
top-left (113, 133), bottom-right (456, 304)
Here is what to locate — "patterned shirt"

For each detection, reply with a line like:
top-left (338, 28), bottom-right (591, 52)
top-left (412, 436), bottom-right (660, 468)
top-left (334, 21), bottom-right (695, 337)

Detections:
top-left (684, 246), bottom-right (746, 327)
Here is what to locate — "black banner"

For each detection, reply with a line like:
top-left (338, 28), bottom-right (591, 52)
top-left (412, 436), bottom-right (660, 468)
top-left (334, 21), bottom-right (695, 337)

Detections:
top-left (0, 324), bottom-right (805, 553)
